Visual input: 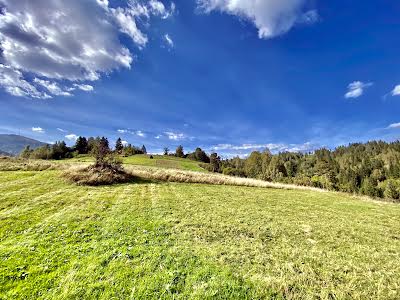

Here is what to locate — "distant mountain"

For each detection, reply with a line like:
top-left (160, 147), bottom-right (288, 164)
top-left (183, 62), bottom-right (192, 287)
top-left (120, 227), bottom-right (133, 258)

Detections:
top-left (0, 134), bottom-right (48, 156)
top-left (0, 149), bottom-right (11, 156)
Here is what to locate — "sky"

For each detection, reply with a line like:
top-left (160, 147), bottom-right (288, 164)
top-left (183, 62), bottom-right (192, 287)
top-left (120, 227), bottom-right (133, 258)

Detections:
top-left (1, 0), bottom-right (400, 157)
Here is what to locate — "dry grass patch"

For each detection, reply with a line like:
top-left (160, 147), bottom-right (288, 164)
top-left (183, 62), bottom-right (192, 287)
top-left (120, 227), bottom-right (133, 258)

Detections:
top-left (124, 165), bottom-right (326, 192)
top-left (62, 164), bottom-right (135, 186)
top-left (0, 157), bottom-right (62, 171)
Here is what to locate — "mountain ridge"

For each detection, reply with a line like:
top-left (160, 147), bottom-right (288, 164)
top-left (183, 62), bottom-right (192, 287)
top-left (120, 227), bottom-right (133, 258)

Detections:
top-left (0, 134), bottom-right (48, 155)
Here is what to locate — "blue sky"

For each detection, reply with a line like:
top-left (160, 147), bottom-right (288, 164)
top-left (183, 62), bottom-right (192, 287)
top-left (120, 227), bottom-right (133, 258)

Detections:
top-left (1, 0), bottom-right (400, 156)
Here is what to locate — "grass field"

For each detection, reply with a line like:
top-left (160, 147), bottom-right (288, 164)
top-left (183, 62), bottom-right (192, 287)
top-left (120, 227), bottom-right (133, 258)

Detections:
top-left (61, 155), bottom-right (206, 172)
top-left (1, 169), bottom-right (400, 299)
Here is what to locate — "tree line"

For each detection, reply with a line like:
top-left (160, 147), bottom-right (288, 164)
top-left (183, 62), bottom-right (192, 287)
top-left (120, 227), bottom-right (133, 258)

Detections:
top-left (19, 136), bottom-right (400, 200)
top-left (220, 141), bottom-right (400, 201)
top-left (20, 137), bottom-right (148, 160)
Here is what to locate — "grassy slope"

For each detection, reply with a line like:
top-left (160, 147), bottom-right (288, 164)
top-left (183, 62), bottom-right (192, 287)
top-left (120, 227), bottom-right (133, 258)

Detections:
top-left (63, 155), bottom-right (206, 172)
top-left (0, 171), bottom-right (400, 299)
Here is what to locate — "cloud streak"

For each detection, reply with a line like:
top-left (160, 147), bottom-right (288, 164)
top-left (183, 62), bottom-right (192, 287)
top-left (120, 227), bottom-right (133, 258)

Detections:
top-left (345, 81), bottom-right (373, 99)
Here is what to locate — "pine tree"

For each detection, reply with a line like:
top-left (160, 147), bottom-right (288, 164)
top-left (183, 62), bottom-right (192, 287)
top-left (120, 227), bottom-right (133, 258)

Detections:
top-left (115, 138), bottom-right (123, 153)
top-left (74, 136), bottom-right (88, 154)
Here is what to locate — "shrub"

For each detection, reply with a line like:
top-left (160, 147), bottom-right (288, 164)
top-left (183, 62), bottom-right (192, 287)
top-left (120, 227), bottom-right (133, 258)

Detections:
top-left (383, 180), bottom-right (399, 200)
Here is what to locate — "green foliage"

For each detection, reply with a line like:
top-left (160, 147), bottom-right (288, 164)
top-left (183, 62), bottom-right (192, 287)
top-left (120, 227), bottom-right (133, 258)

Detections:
top-left (115, 137), bottom-right (124, 153)
top-left (187, 148), bottom-right (210, 163)
top-left (74, 136), bottom-right (88, 154)
top-left (383, 180), bottom-right (400, 200)
top-left (221, 140), bottom-right (400, 199)
top-left (175, 145), bottom-right (184, 158)
top-left (209, 153), bottom-right (221, 173)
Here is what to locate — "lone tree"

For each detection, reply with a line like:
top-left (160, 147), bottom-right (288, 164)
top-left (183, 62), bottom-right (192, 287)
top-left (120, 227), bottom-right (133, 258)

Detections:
top-left (74, 136), bottom-right (88, 154)
top-left (115, 138), bottom-right (124, 153)
top-left (141, 145), bottom-right (147, 154)
top-left (175, 145), bottom-right (184, 158)
top-left (163, 147), bottom-right (169, 156)
top-left (210, 152), bottom-right (221, 172)
top-left (93, 137), bottom-right (111, 168)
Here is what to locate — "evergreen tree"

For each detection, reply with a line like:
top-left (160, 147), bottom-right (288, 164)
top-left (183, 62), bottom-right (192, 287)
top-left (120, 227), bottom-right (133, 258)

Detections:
top-left (115, 138), bottom-right (124, 153)
top-left (175, 145), bottom-right (184, 158)
top-left (74, 136), bottom-right (88, 154)
top-left (141, 145), bottom-right (147, 154)
top-left (210, 153), bottom-right (221, 172)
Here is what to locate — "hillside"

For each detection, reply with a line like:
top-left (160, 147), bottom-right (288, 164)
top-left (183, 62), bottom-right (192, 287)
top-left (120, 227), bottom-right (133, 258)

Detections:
top-left (64, 154), bottom-right (207, 172)
top-left (0, 134), bottom-right (47, 155)
top-left (0, 166), bottom-right (399, 299)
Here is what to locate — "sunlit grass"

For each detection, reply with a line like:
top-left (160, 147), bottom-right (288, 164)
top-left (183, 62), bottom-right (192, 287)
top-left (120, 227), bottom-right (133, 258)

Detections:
top-left (1, 170), bottom-right (399, 299)
top-left (53, 154), bottom-right (206, 172)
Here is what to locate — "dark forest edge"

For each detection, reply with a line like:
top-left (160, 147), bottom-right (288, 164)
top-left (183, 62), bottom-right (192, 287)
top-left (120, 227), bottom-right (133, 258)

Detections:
top-left (16, 136), bottom-right (400, 202)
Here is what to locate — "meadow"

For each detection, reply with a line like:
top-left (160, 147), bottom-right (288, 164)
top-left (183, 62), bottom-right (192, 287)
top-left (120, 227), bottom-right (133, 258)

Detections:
top-left (61, 154), bottom-right (206, 172)
top-left (0, 160), bottom-right (399, 299)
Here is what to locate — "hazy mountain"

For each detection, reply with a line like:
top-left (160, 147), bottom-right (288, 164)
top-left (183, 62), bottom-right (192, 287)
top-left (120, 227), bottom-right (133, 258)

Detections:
top-left (0, 134), bottom-right (47, 155)
top-left (0, 149), bottom-right (11, 156)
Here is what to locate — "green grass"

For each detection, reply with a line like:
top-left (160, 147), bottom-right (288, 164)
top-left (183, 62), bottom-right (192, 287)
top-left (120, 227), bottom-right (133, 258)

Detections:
top-left (60, 155), bottom-right (206, 172)
top-left (1, 170), bottom-right (400, 299)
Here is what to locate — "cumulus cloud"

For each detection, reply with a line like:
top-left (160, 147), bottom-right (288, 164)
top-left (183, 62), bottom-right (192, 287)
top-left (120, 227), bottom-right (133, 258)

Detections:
top-left (165, 131), bottom-right (185, 141)
top-left (391, 85), bottom-right (400, 97)
top-left (387, 123), bottom-right (400, 129)
top-left (65, 134), bottom-right (78, 141)
top-left (345, 81), bottom-right (373, 99)
top-left (32, 127), bottom-right (45, 133)
top-left (0, 0), bottom-right (174, 98)
top-left (121, 140), bottom-right (129, 146)
top-left (117, 129), bottom-right (128, 134)
top-left (197, 0), bottom-right (318, 39)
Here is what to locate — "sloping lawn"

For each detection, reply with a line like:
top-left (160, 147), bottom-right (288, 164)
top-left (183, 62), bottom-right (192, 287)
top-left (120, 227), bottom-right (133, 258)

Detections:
top-left (0, 170), bottom-right (399, 299)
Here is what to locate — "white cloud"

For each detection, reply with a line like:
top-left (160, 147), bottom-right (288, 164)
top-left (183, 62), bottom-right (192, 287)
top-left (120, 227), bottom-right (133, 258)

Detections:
top-left (34, 78), bottom-right (72, 97)
top-left (164, 131), bottom-right (185, 141)
top-left (65, 134), bottom-right (78, 141)
top-left (117, 129), bottom-right (128, 134)
top-left (345, 81), bottom-right (373, 99)
top-left (121, 140), bottom-right (129, 146)
top-left (391, 85), bottom-right (400, 96)
top-left (155, 135), bottom-right (162, 139)
top-left (164, 34), bottom-right (174, 48)
top-left (73, 84), bottom-right (94, 92)
top-left (212, 142), bottom-right (315, 154)
top-left (136, 130), bottom-right (146, 137)
top-left (0, 65), bottom-right (51, 99)
top-left (57, 128), bottom-right (67, 132)
top-left (197, 0), bottom-right (318, 39)
top-left (387, 123), bottom-right (400, 129)
top-left (32, 127), bottom-right (45, 133)
top-left (0, 0), bottom-right (174, 98)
